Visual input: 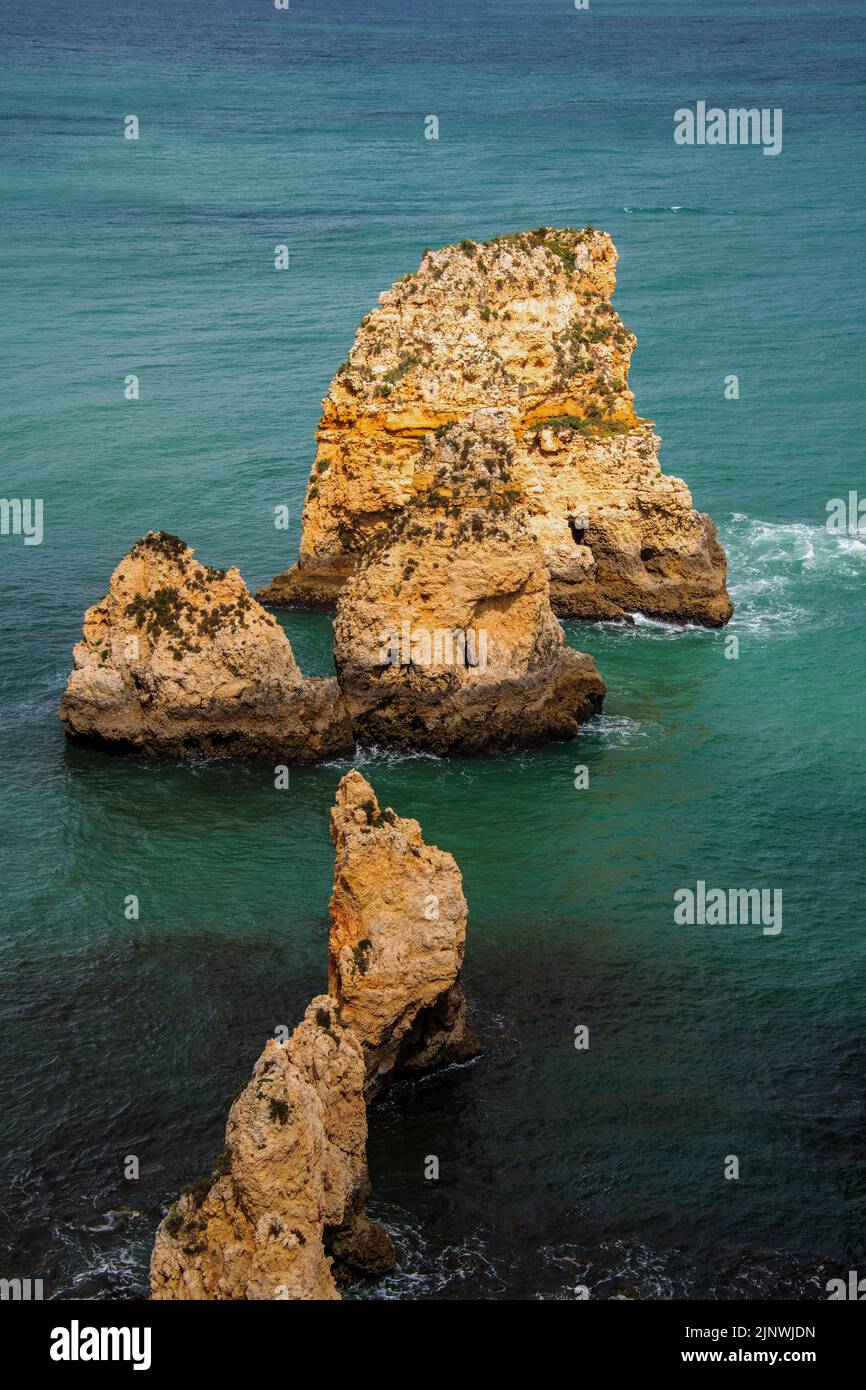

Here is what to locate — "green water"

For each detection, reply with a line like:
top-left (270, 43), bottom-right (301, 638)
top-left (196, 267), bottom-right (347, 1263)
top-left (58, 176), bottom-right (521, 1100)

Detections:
top-left (1, 0), bottom-right (864, 1298)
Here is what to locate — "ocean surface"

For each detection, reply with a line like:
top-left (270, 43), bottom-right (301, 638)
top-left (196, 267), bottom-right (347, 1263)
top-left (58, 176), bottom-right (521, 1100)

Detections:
top-left (1, 0), bottom-right (864, 1300)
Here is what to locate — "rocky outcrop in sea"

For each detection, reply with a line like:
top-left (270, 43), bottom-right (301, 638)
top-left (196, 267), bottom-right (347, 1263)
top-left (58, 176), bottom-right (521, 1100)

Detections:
top-left (60, 225), bottom-right (734, 761)
top-left (333, 409), bottom-right (605, 753)
top-left (58, 531), bottom-right (352, 760)
top-left (60, 489), bottom-right (603, 757)
top-left (258, 227), bottom-right (732, 626)
top-left (149, 771), bottom-right (477, 1300)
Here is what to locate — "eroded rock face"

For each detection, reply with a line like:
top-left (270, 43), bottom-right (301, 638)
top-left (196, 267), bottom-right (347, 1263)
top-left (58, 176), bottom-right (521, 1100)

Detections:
top-left (150, 995), bottom-right (394, 1301)
top-left (332, 412), bottom-right (606, 754)
top-left (522, 420), bottom-right (732, 626)
top-left (257, 227), bottom-right (732, 626)
top-left (150, 771), bottom-right (477, 1299)
top-left (328, 770), bottom-right (479, 1098)
top-left (59, 532), bottom-right (353, 759)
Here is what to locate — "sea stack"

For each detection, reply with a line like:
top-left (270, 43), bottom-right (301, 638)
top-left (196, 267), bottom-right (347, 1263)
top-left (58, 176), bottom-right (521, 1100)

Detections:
top-left (58, 531), bottom-right (353, 760)
top-left (150, 771), bottom-right (478, 1300)
top-left (328, 769), bottom-right (478, 1097)
top-left (150, 994), bottom-right (394, 1301)
top-left (258, 227), bottom-right (733, 626)
top-left (61, 518), bottom-right (603, 759)
top-left (332, 410), bottom-right (606, 753)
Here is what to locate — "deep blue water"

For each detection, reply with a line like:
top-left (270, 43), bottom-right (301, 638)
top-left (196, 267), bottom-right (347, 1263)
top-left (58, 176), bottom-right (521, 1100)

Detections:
top-left (1, 0), bottom-right (864, 1299)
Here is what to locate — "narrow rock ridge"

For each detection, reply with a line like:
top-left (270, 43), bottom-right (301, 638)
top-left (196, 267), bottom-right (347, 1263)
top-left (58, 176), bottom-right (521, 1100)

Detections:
top-left (333, 410), bottom-right (606, 753)
top-left (150, 771), bottom-right (478, 1300)
top-left (257, 227), bottom-right (732, 627)
top-left (58, 531), bottom-right (353, 760)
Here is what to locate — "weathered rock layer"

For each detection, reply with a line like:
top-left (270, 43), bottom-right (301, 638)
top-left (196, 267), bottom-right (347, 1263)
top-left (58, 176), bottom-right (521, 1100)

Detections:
top-left (258, 227), bottom-right (732, 626)
top-left (150, 994), bottom-right (390, 1301)
top-left (150, 771), bottom-right (477, 1300)
top-left (333, 411), bottom-right (605, 753)
top-left (61, 514), bottom-right (604, 758)
top-left (329, 769), bottom-right (479, 1097)
top-left (59, 532), bottom-right (353, 760)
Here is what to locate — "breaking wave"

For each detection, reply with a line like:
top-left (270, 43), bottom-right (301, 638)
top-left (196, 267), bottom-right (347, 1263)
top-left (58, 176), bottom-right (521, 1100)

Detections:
top-left (722, 513), bottom-right (865, 637)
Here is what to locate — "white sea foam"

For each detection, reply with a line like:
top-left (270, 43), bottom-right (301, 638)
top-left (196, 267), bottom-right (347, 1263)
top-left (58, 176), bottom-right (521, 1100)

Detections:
top-left (345, 1207), bottom-right (503, 1300)
top-left (630, 612), bottom-right (703, 636)
top-left (622, 205), bottom-right (695, 214)
top-left (575, 516), bottom-right (863, 645)
top-left (727, 515), bottom-right (865, 570)
top-left (323, 743), bottom-right (443, 771)
top-left (540, 1237), bottom-right (684, 1300)
top-left (577, 714), bottom-right (662, 748)
top-left (722, 513), bottom-right (865, 637)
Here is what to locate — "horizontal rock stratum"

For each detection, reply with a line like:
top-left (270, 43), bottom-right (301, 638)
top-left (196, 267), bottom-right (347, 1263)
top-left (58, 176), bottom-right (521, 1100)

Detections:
top-left (257, 226), bottom-right (733, 626)
top-left (150, 771), bottom-right (477, 1300)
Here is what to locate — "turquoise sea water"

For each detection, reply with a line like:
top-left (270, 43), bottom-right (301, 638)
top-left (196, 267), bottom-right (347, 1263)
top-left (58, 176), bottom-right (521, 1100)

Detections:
top-left (1, 0), bottom-right (864, 1298)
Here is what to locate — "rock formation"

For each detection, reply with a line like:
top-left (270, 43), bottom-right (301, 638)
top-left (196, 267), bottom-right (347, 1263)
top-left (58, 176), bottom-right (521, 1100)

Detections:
top-left (58, 531), bottom-right (353, 760)
top-left (150, 994), bottom-right (394, 1301)
top-left (332, 411), bottom-right (606, 754)
top-left (61, 516), bottom-right (603, 759)
top-left (329, 769), bottom-right (478, 1097)
top-left (257, 226), bottom-right (732, 626)
top-left (150, 771), bottom-right (478, 1300)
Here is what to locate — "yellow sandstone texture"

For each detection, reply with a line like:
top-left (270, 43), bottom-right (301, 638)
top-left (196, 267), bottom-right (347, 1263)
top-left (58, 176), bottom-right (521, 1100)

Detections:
top-left (150, 993), bottom-right (392, 1301)
top-left (328, 769), bottom-right (478, 1098)
top-left (333, 410), bottom-right (605, 753)
top-left (58, 531), bottom-right (353, 759)
top-left (258, 227), bottom-right (732, 626)
top-left (60, 495), bottom-right (604, 757)
top-left (150, 771), bottom-right (477, 1300)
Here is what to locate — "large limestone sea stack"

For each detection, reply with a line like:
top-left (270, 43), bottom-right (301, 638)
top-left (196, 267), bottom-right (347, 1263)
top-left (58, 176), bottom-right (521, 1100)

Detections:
top-left (258, 226), bottom-right (733, 626)
top-left (150, 771), bottom-right (477, 1300)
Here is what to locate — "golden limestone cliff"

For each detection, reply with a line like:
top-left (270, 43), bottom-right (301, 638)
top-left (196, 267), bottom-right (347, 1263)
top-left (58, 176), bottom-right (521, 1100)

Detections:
top-left (58, 531), bottom-right (353, 760)
top-left (257, 227), bottom-right (732, 626)
top-left (332, 410), bottom-right (605, 753)
top-left (150, 771), bottom-right (477, 1300)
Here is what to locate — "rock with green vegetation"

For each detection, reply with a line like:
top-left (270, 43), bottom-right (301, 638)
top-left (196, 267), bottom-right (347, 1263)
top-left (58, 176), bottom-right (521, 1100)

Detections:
top-left (257, 226), bottom-right (732, 626)
top-left (59, 532), bottom-right (353, 759)
top-left (332, 412), bottom-right (606, 753)
top-left (329, 769), bottom-right (480, 1098)
top-left (150, 994), bottom-right (394, 1300)
top-left (151, 771), bottom-right (480, 1299)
